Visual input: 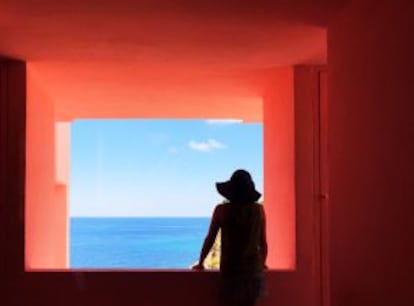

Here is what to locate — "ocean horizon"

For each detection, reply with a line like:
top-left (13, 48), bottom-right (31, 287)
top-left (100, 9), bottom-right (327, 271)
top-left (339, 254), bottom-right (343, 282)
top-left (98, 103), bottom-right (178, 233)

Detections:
top-left (70, 217), bottom-right (210, 269)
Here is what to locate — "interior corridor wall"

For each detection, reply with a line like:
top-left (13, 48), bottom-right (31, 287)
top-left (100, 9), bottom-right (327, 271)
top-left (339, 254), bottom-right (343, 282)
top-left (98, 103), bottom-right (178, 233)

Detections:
top-left (26, 68), bottom-right (69, 269)
top-left (263, 67), bottom-right (296, 270)
top-left (0, 60), bottom-right (26, 298)
top-left (328, 0), bottom-right (414, 305)
top-left (3, 62), bottom-right (326, 306)
top-left (262, 66), bottom-right (325, 306)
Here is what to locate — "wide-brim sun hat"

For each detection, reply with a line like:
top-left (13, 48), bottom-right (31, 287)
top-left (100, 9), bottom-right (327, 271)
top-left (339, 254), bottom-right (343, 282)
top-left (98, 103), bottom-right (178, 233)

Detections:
top-left (216, 169), bottom-right (262, 202)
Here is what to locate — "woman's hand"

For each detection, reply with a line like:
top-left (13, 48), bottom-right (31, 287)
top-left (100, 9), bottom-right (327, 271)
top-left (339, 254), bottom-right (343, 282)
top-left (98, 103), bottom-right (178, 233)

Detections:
top-left (191, 262), bottom-right (205, 271)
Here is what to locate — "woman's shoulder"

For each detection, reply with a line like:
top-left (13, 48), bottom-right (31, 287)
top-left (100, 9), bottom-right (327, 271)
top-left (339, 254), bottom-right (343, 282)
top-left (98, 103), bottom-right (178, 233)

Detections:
top-left (250, 202), bottom-right (264, 209)
top-left (214, 202), bottom-right (229, 213)
top-left (217, 202), bottom-right (264, 213)
top-left (213, 202), bottom-right (229, 212)
top-left (250, 203), bottom-right (265, 217)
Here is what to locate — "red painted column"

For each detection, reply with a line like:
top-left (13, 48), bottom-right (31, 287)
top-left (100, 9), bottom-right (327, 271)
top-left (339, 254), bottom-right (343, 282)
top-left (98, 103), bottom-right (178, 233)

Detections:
top-left (26, 66), bottom-right (69, 269)
top-left (328, 1), bottom-right (414, 305)
top-left (0, 59), bottom-right (26, 287)
top-left (263, 67), bottom-right (295, 269)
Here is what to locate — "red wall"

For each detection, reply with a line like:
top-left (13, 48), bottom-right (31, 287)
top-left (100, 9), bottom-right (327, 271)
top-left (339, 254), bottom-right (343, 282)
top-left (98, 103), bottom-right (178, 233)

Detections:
top-left (0, 59), bottom-right (26, 301)
top-left (328, 0), bottom-right (414, 305)
top-left (264, 67), bottom-right (296, 269)
top-left (1, 62), bottom-right (325, 305)
top-left (26, 70), bottom-right (69, 269)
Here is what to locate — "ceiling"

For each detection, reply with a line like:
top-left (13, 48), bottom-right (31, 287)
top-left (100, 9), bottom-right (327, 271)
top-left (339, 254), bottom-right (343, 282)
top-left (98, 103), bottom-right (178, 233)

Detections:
top-left (0, 0), bottom-right (348, 120)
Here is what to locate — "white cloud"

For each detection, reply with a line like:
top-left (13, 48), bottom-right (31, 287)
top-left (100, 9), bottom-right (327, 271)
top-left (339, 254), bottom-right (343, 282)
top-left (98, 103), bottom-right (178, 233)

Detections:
top-left (188, 139), bottom-right (226, 152)
top-left (205, 119), bottom-right (243, 125)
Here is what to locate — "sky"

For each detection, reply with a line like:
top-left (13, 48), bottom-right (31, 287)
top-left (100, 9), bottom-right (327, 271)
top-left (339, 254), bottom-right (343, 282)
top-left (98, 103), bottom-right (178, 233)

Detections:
top-left (70, 119), bottom-right (263, 217)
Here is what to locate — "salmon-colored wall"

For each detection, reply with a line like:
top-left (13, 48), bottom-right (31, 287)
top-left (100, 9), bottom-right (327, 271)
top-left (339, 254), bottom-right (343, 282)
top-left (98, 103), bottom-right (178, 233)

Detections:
top-left (26, 69), bottom-right (68, 269)
top-left (328, 0), bottom-right (414, 305)
top-left (2, 62), bottom-right (326, 306)
top-left (55, 122), bottom-right (71, 185)
top-left (263, 67), bottom-right (296, 269)
top-left (4, 0), bottom-right (413, 302)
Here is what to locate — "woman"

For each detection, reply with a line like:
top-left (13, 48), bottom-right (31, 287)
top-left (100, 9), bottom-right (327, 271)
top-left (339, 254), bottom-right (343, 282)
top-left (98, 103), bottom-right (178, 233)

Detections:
top-left (192, 169), bottom-right (267, 306)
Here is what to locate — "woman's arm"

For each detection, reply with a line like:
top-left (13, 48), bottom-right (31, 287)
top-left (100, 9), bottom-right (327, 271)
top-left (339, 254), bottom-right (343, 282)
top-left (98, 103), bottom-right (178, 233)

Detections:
top-left (192, 205), bottom-right (221, 270)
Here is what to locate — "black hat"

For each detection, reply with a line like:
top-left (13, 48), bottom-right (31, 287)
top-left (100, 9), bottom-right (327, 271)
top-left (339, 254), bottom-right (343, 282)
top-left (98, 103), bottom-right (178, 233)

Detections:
top-left (216, 169), bottom-right (262, 202)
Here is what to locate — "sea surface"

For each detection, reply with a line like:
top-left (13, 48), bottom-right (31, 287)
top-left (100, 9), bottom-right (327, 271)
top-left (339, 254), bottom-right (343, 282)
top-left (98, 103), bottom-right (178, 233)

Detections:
top-left (70, 217), bottom-right (210, 269)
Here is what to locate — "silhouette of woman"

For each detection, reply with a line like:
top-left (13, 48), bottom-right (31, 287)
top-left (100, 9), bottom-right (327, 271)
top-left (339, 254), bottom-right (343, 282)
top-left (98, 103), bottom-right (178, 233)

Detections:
top-left (192, 169), bottom-right (267, 306)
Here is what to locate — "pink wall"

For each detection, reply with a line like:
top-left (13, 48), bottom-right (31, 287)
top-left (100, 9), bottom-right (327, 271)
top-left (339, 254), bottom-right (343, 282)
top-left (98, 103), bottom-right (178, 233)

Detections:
top-left (4, 0), bottom-right (413, 303)
top-left (3, 61), bottom-right (326, 305)
top-left (328, 0), bottom-right (414, 305)
top-left (26, 69), bottom-right (68, 269)
top-left (55, 122), bottom-right (71, 185)
top-left (263, 67), bottom-right (296, 269)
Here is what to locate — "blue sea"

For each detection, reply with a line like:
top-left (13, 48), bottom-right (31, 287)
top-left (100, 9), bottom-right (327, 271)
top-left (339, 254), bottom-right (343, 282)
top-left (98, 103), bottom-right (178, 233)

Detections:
top-left (70, 217), bottom-right (210, 269)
